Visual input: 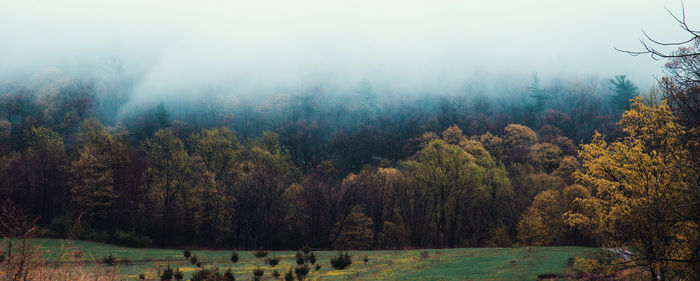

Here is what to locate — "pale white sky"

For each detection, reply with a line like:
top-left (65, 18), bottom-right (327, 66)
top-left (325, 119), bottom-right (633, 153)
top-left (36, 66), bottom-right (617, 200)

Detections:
top-left (1, 0), bottom-right (698, 95)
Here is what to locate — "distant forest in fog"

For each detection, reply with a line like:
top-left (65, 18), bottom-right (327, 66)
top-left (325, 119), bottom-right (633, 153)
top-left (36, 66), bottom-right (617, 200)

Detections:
top-left (0, 68), bottom-right (646, 248)
top-left (1, 70), bottom-right (644, 171)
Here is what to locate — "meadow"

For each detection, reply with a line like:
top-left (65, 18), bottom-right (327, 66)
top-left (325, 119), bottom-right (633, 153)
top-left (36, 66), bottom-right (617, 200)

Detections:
top-left (34, 239), bottom-right (596, 280)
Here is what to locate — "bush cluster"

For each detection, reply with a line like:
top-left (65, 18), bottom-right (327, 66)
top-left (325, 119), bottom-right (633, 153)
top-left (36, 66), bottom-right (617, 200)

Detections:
top-left (191, 267), bottom-right (230, 281)
top-left (296, 251), bottom-right (305, 265)
top-left (253, 267), bottom-right (265, 277)
top-left (231, 251), bottom-right (239, 263)
top-left (295, 264), bottom-right (310, 279)
top-left (295, 249), bottom-right (316, 265)
top-left (253, 250), bottom-right (269, 258)
top-left (160, 266), bottom-right (173, 280)
top-left (160, 266), bottom-right (184, 281)
top-left (48, 217), bottom-right (154, 248)
top-left (330, 252), bottom-right (352, 269)
top-left (109, 230), bottom-right (153, 248)
top-left (268, 256), bottom-right (280, 267)
top-left (223, 269), bottom-right (235, 281)
top-left (101, 253), bottom-right (117, 265)
top-left (284, 269), bottom-right (294, 281)
top-left (173, 268), bottom-right (184, 281)
top-left (308, 252), bottom-right (316, 264)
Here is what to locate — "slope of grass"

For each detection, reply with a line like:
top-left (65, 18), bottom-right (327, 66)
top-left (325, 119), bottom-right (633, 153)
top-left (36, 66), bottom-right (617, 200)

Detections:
top-left (399, 247), bottom-right (587, 280)
top-left (33, 239), bottom-right (595, 280)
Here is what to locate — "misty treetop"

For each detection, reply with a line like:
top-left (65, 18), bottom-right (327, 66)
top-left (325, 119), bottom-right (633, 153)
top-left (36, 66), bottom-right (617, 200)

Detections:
top-left (0, 70), bottom-right (633, 247)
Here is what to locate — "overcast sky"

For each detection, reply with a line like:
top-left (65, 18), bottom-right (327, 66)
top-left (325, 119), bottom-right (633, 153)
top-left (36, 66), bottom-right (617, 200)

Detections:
top-left (1, 0), bottom-right (698, 96)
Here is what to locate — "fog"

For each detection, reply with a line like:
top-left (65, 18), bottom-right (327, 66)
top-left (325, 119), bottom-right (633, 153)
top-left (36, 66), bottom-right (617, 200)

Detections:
top-left (1, 0), bottom-right (698, 105)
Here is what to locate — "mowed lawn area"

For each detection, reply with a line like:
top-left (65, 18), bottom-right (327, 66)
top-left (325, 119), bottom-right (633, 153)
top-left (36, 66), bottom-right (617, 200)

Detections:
top-left (34, 239), bottom-right (596, 280)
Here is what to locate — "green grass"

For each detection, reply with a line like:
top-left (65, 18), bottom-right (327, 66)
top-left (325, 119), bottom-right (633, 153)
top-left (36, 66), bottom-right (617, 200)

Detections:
top-left (32, 238), bottom-right (596, 280)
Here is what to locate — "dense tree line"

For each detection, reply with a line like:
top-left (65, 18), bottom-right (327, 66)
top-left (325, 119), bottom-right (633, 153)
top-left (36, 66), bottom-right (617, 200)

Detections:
top-left (0, 70), bottom-right (635, 249)
top-left (0, 72), bottom-right (636, 248)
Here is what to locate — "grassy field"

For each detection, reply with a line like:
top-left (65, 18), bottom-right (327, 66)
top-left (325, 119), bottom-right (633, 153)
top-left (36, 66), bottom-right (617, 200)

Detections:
top-left (32, 239), bottom-right (596, 280)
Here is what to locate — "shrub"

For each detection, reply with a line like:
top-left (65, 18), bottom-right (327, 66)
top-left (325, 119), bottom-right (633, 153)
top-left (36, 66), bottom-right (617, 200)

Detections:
top-left (294, 264), bottom-right (309, 279)
top-left (184, 249), bottom-right (191, 258)
top-left (139, 273), bottom-right (146, 279)
top-left (73, 249), bottom-right (82, 259)
top-left (363, 256), bottom-right (369, 263)
top-left (48, 215), bottom-right (72, 238)
top-left (331, 206), bottom-right (374, 249)
top-left (268, 255), bottom-right (280, 267)
top-left (253, 267), bottom-right (265, 277)
top-left (0, 254), bottom-right (5, 263)
top-left (314, 264), bottom-right (321, 271)
top-left (109, 230), bottom-right (153, 248)
top-left (189, 254), bottom-right (199, 265)
top-left (295, 251), bottom-right (304, 264)
top-left (571, 253), bottom-right (621, 276)
top-left (483, 225), bottom-right (513, 247)
top-left (160, 266), bottom-right (174, 281)
top-left (196, 262), bottom-right (202, 268)
top-left (284, 268), bottom-right (295, 281)
top-left (301, 246), bottom-right (311, 255)
top-left (231, 251), bottom-right (239, 263)
top-left (173, 268), bottom-right (184, 281)
top-left (330, 251), bottom-right (351, 269)
top-left (224, 269), bottom-right (235, 281)
top-left (101, 253), bottom-right (117, 265)
top-left (190, 269), bottom-right (206, 281)
top-left (307, 252), bottom-right (316, 264)
top-left (253, 250), bottom-right (269, 258)
top-left (190, 269), bottom-right (204, 281)
top-left (191, 267), bottom-right (218, 281)
top-left (77, 228), bottom-right (110, 242)
top-left (272, 270), bottom-right (281, 278)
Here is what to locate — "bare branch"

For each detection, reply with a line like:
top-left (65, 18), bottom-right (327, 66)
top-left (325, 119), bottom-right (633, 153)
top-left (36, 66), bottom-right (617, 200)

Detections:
top-left (642, 30), bottom-right (696, 46)
top-left (616, 4), bottom-right (700, 58)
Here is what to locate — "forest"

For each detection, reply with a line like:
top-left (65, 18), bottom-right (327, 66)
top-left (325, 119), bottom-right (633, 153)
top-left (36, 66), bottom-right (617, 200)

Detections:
top-left (0, 2), bottom-right (699, 280)
top-left (1, 46), bottom-right (698, 278)
top-left (0, 68), bottom-right (639, 247)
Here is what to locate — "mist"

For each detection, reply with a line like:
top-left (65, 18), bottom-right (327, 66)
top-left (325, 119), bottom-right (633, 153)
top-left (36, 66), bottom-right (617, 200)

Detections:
top-left (1, 0), bottom-right (698, 107)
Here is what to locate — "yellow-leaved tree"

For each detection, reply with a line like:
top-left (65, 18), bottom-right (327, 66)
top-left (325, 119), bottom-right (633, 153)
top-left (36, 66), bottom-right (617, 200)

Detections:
top-left (564, 97), bottom-right (699, 280)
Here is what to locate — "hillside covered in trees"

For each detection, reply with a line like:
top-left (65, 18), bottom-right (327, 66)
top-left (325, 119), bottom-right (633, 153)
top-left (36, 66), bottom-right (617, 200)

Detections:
top-left (1, 42), bottom-right (698, 276)
top-left (0, 70), bottom-right (637, 247)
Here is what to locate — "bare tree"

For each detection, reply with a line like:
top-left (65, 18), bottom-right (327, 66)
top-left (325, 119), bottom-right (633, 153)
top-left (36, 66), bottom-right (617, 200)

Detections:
top-left (0, 200), bottom-right (40, 281)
